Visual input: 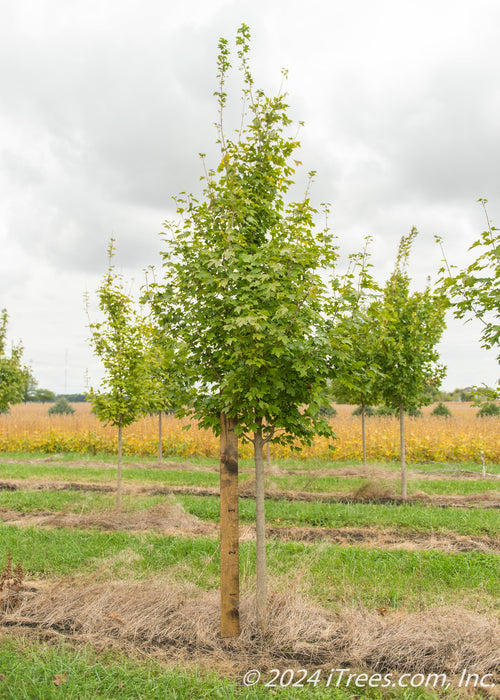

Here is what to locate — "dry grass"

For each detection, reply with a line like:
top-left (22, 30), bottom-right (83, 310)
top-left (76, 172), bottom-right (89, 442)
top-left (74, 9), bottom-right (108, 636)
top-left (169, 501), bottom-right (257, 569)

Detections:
top-left (264, 525), bottom-right (500, 553)
top-left (1, 401), bottom-right (500, 463)
top-left (3, 578), bottom-right (499, 682)
top-left (0, 501), bottom-right (217, 537)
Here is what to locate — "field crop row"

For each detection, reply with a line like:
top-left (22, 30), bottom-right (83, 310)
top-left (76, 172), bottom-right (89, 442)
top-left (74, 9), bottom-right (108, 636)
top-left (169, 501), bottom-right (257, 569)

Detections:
top-left (1, 402), bottom-right (500, 463)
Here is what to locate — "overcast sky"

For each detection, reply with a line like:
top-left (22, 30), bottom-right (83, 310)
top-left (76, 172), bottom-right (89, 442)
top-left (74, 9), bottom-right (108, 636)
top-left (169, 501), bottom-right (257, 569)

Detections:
top-left (1, 0), bottom-right (499, 394)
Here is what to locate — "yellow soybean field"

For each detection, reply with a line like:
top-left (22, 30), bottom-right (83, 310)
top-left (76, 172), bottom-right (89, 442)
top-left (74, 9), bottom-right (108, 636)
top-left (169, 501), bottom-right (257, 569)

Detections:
top-left (0, 402), bottom-right (498, 464)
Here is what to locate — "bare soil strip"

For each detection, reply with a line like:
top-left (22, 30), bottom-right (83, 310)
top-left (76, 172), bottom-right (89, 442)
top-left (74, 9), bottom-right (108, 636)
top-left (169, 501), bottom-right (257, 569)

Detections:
top-left (1, 579), bottom-right (499, 688)
top-left (1, 478), bottom-right (499, 509)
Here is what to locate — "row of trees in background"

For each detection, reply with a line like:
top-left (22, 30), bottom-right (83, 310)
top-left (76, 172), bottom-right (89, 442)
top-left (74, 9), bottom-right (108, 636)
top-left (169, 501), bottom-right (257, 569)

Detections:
top-left (330, 228), bottom-right (447, 496)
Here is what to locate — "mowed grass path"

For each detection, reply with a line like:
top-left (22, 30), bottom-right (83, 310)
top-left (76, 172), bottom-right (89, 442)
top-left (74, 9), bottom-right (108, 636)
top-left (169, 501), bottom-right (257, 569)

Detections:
top-left (1, 488), bottom-right (499, 538)
top-left (179, 494), bottom-right (500, 537)
top-left (0, 461), bottom-right (225, 487)
top-left (1, 456), bottom-right (499, 497)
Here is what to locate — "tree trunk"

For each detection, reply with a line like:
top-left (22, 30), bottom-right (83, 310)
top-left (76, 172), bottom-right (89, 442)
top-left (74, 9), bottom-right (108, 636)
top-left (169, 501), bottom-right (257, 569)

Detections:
top-left (117, 421), bottom-right (123, 509)
top-left (399, 405), bottom-right (407, 499)
top-left (158, 410), bottom-right (163, 463)
top-left (361, 402), bottom-right (367, 470)
top-left (254, 426), bottom-right (267, 631)
top-left (219, 413), bottom-right (240, 637)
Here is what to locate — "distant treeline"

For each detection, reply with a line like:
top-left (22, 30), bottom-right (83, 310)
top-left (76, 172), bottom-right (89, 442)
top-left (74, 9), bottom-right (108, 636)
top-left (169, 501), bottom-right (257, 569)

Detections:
top-left (57, 393), bottom-right (87, 402)
top-left (26, 390), bottom-right (87, 403)
top-left (27, 387), bottom-right (480, 405)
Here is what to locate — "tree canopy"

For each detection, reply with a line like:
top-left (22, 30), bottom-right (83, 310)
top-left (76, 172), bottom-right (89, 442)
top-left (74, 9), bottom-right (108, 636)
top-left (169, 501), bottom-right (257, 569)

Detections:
top-left (438, 199), bottom-right (500, 396)
top-left (157, 24), bottom-right (337, 448)
top-left (0, 309), bottom-right (30, 414)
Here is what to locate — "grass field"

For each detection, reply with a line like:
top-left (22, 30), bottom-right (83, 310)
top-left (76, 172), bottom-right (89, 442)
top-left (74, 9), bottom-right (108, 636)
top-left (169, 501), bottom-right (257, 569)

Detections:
top-left (0, 404), bottom-right (499, 697)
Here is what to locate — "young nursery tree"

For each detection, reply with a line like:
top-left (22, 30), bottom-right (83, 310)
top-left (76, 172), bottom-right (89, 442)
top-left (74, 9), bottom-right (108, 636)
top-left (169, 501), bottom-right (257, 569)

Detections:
top-left (157, 25), bottom-right (337, 632)
top-left (86, 241), bottom-right (151, 508)
top-left (330, 242), bottom-right (381, 468)
top-left (373, 229), bottom-right (447, 498)
top-left (0, 310), bottom-right (29, 414)
top-left (142, 320), bottom-right (181, 463)
top-left (141, 271), bottom-right (188, 463)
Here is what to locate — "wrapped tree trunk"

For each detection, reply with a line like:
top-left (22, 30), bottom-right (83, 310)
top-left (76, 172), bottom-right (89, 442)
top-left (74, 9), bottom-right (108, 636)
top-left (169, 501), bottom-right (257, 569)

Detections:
top-left (219, 413), bottom-right (240, 637)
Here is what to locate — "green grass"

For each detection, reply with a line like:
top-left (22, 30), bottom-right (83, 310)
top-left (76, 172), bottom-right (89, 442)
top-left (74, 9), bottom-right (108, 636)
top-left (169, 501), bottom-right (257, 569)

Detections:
top-left (1, 450), bottom-right (499, 470)
top-left (0, 525), bottom-right (221, 582)
top-left (0, 462), bottom-right (226, 487)
top-left (409, 478), bottom-right (500, 495)
top-left (2, 462), bottom-right (497, 499)
top-left (268, 473), bottom-right (500, 496)
top-left (2, 488), bottom-right (499, 539)
top-left (0, 488), bottom-right (178, 514)
top-left (0, 489), bottom-right (114, 513)
top-left (0, 638), bottom-right (460, 700)
top-left (0, 524), bottom-right (498, 611)
top-left (178, 494), bottom-right (500, 537)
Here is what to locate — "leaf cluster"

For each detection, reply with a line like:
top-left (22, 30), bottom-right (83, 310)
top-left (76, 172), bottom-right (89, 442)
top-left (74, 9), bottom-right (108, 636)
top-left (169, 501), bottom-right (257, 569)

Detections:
top-left (431, 401), bottom-right (452, 418)
top-left (477, 401), bottom-right (500, 417)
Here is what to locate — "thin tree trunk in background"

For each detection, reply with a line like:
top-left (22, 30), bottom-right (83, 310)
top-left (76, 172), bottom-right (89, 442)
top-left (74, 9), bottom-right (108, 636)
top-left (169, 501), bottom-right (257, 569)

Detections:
top-left (117, 421), bottom-right (123, 509)
top-left (219, 413), bottom-right (240, 637)
top-left (158, 411), bottom-right (163, 463)
top-left (254, 426), bottom-right (267, 631)
top-left (399, 405), bottom-right (407, 499)
top-left (361, 403), bottom-right (367, 470)
top-left (264, 418), bottom-right (271, 469)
